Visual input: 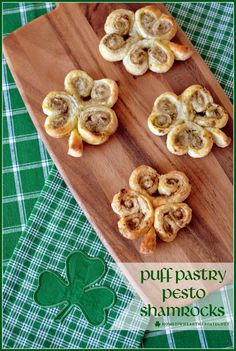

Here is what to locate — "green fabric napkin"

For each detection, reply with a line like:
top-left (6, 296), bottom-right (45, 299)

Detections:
top-left (3, 167), bottom-right (233, 349)
top-left (3, 167), bottom-right (146, 348)
top-left (3, 1), bottom-right (233, 267)
top-left (3, 2), bottom-right (233, 349)
top-left (3, 2), bottom-right (54, 268)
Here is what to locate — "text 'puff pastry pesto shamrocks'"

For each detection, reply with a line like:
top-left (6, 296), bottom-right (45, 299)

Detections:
top-left (148, 85), bottom-right (231, 158)
top-left (99, 6), bottom-right (193, 76)
top-left (42, 70), bottom-right (119, 157)
top-left (111, 165), bottom-right (192, 255)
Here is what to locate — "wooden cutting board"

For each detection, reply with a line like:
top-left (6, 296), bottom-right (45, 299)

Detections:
top-left (3, 3), bottom-right (233, 266)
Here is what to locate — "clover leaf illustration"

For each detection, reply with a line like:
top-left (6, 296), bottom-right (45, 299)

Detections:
top-left (34, 250), bottom-right (116, 326)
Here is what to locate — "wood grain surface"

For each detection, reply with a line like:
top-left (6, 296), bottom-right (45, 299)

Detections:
top-left (3, 3), bottom-right (233, 266)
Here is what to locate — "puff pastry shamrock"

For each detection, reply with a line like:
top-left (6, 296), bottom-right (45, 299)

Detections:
top-left (148, 85), bottom-right (231, 158)
top-left (99, 6), bottom-right (193, 76)
top-left (42, 70), bottom-right (119, 157)
top-left (111, 165), bottom-right (192, 254)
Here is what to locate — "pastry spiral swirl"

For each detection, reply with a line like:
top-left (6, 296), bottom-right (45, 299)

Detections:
top-left (155, 171), bottom-right (191, 207)
top-left (99, 34), bottom-right (139, 62)
top-left (129, 165), bottom-right (160, 198)
top-left (112, 165), bottom-right (192, 254)
top-left (154, 203), bottom-right (192, 242)
top-left (148, 92), bottom-right (183, 136)
top-left (99, 6), bottom-right (193, 76)
top-left (42, 70), bottom-right (119, 157)
top-left (135, 6), bottom-right (177, 40)
top-left (111, 189), bottom-right (154, 240)
top-left (129, 165), bottom-right (191, 207)
top-left (105, 9), bottom-right (135, 36)
top-left (148, 85), bottom-right (231, 158)
top-left (181, 85), bottom-right (229, 128)
top-left (42, 91), bottom-right (78, 138)
top-left (64, 70), bottom-right (118, 107)
top-left (64, 70), bottom-right (94, 101)
top-left (167, 121), bottom-right (214, 158)
top-left (78, 105), bottom-right (118, 145)
top-left (139, 227), bottom-right (157, 255)
top-left (123, 39), bottom-right (175, 75)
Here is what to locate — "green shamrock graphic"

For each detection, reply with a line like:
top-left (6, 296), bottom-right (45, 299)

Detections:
top-left (155, 320), bottom-right (161, 328)
top-left (34, 251), bottom-right (116, 326)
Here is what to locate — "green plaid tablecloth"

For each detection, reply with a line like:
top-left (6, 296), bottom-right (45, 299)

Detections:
top-left (3, 167), bottom-right (147, 348)
top-left (3, 3), bottom-right (54, 268)
top-left (3, 2), bottom-right (233, 349)
top-left (3, 1), bottom-right (233, 267)
top-left (3, 167), bottom-right (234, 349)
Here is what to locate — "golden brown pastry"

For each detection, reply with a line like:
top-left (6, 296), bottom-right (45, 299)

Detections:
top-left (148, 92), bottom-right (183, 135)
top-left (42, 91), bottom-right (78, 138)
top-left (104, 9), bottom-right (135, 36)
top-left (129, 165), bottom-right (191, 207)
top-left (112, 165), bottom-right (192, 253)
top-left (78, 105), bottom-right (118, 145)
top-left (129, 165), bottom-right (160, 199)
top-left (64, 70), bottom-right (94, 101)
top-left (123, 39), bottom-right (175, 75)
top-left (99, 6), bottom-right (193, 76)
top-left (154, 170), bottom-right (191, 206)
top-left (111, 189), bottom-right (154, 240)
top-left (135, 6), bottom-right (177, 41)
top-left (68, 128), bottom-right (83, 157)
top-left (181, 85), bottom-right (229, 128)
top-left (89, 79), bottom-right (119, 107)
top-left (164, 41), bottom-right (193, 61)
top-left (42, 70), bottom-right (119, 157)
top-left (139, 227), bottom-right (157, 254)
top-left (206, 127), bottom-right (231, 148)
top-left (167, 121), bottom-right (214, 158)
top-left (99, 34), bottom-right (139, 62)
top-left (154, 203), bottom-right (192, 242)
top-left (64, 70), bottom-right (119, 108)
top-left (148, 85), bottom-right (231, 158)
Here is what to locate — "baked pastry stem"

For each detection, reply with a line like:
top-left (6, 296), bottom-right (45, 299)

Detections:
top-left (167, 121), bottom-right (214, 158)
top-left (64, 70), bottom-right (118, 108)
top-left (68, 128), bottom-right (83, 157)
top-left (139, 227), bottom-right (157, 255)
